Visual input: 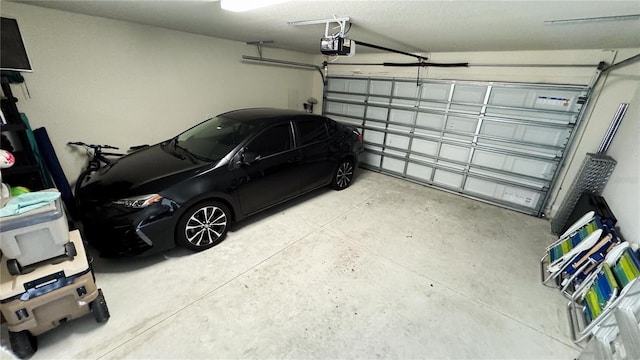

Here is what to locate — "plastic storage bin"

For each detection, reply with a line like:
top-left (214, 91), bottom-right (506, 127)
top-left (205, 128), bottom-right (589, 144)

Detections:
top-left (0, 190), bottom-right (73, 274)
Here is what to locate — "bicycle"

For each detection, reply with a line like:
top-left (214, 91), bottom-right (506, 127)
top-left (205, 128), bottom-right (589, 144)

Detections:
top-left (67, 141), bottom-right (123, 199)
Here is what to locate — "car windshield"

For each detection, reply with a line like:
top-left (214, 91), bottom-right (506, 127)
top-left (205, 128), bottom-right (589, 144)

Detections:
top-left (175, 116), bottom-right (256, 161)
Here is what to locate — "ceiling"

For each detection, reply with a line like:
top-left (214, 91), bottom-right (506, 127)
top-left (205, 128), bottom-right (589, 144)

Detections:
top-left (10, 0), bottom-right (640, 55)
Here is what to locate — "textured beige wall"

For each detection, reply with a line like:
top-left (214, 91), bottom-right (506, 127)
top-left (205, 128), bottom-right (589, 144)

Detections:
top-left (2, 2), bottom-right (316, 184)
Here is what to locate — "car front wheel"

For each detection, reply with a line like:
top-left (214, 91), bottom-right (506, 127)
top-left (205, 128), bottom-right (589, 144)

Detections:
top-left (176, 201), bottom-right (230, 251)
top-left (332, 158), bottom-right (354, 190)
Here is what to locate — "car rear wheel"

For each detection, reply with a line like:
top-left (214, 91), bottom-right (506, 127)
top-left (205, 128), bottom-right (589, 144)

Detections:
top-left (332, 158), bottom-right (354, 190)
top-left (176, 201), bottom-right (230, 251)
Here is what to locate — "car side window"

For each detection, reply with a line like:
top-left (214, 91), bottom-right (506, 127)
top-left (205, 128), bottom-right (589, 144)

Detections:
top-left (247, 124), bottom-right (292, 158)
top-left (296, 119), bottom-right (328, 146)
top-left (326, 119), bottom-right (337, 136)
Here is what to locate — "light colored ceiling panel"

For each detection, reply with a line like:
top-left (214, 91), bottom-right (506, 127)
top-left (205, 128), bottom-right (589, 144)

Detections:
top-left (6, 0), bottom-right (640, 54)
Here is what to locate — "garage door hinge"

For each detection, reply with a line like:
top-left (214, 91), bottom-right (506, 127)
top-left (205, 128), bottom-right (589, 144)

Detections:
top-left (577, 96), bottom-right (588, 105)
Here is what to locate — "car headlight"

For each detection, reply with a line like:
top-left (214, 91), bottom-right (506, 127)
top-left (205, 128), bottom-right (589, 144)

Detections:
top-left (113, 194), bottom-right (163, 208)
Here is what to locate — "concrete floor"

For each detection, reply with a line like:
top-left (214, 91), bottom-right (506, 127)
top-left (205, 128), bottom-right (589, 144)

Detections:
top-left (3, 170), bottom-right (579, 359)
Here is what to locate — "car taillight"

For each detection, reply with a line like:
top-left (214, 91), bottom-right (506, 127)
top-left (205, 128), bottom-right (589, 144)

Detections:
top-left (353, 130), bottom-right (363, 143)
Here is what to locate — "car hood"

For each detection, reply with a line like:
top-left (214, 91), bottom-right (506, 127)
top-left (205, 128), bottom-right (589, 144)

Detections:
top-left (79, 142), bottom-right (210, 201)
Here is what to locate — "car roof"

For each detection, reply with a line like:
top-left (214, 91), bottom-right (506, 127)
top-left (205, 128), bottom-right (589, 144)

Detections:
top-left (220, 108), bottom-right (326, 125)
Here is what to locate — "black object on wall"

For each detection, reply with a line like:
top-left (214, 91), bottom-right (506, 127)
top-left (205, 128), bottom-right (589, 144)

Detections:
top-left (0, 17), bottom-right (32, 72)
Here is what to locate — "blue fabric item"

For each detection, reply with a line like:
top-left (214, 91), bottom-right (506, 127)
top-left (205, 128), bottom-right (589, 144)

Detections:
top-left (0, 191), bottom-right (60, 217)
top-left (33, 127), bottom-right (75, 215)
top-left (20, 113), bottom-right (54, 188)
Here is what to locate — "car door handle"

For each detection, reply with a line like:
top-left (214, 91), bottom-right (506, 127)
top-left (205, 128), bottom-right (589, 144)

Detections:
top-left (288, 156), bottom-right (301, 163)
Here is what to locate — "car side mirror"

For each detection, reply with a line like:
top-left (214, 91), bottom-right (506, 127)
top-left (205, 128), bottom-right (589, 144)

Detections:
top-left (242, 151), bottom-right (260, 165)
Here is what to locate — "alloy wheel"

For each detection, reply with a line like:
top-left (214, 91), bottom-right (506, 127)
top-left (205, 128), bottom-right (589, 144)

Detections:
top-left (336, 161), bottom-right (354, 189)
top-left (184, 205), bottom-right (227, 247)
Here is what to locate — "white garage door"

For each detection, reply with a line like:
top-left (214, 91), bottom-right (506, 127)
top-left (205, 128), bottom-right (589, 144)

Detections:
top-left (324, 76), bottom-right (590, 216)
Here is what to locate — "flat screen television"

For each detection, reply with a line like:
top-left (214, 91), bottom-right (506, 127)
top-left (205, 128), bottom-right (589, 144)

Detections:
top-left (1, 17), bottom-right (32, 72)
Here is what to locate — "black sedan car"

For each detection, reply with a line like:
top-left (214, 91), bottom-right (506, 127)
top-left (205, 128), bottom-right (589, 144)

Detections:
top-left (77, 108), bottom-right (363, 257)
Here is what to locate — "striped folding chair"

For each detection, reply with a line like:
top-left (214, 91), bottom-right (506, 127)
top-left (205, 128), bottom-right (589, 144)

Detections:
top-left (541, 211), bottom-right (604, 288)
top-left (567, 243), bottom-right (640, 343)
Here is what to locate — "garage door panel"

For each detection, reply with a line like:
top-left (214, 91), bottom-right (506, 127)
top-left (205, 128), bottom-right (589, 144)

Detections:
top-left (416, 112), bottom-right (445, 129)
top-left (477, 138), bottom-right (560, 157)
top-left (501, 186), bottom-right (541, 209)
top-left (481, 121), bottom-right (570, 148)
top-left (409, 153), bottom-right (435, 163)
top-left (324, 76), bottom-right (588, 216)
top-left (452, 85), bottom-right (486, 103)
top-left (391, 98), bottom-right (416, 108)
top-left (420, 83), bottom-right (451, 101)
top-left (389, 109), bottom-right (414, 125)
top-left (488, 88), bottom-right (530, 108)
top-left (328, 78), bottom-right (368, 93)
top-left (446, 116), bottom-right (477, 133)
top-left (443, 133), bottom-right (474, 143)
top-left (363, 153), bottom-right (381, 167)
top-left (489, 87), bottom-right (583, 113)
top-left (472, 150), bottom-right (507, 169)
top-left (481, 122), bottom-right (518, 139)
top-left (381, 156), bottom-right (405, 174)
top-left (406, 163), bottom-right (434, 181)
top-left (439, 144), bottom-right (470, 163)
top-left (472, 150), bottom-right (556, 180)
top-left (368, 96), bottom-right (390, 106)
top-left (394, 81), bottom-right (419, 98)
top-left (436, 160), bottom-right (465, 171)
top-left (511, 158), bottom-right (556, 180)
top-left (363, 130), bottom-right (385, 145)
top-left (485, 107), bottom-right (576, 124)
top-left (362, 146), bottom-right (382, 167)
top-left (521, 127), bottom-right (570, 147)
top-left (385, 134), bottom-right (411, 150)
top-left (384, 148), bottom-right (406, 157)
top-left (469, 168), bottom-right (547, 189)
top-left (450, 104), bottom-right (483, 114)
top-left (327, 102), bottom-right (365, 118)
top-left (388, 124), bottom-right (412, 134)
top-left (418, 101), bottom-right (448, 111)
top-left (433, 169), bottom-right (463, 189)
top-left (366, 106), bottom-right (388, 121)
top-left (327, 92), bottom-right (367, 102)
top-left (464, 178), bottom-right (542, 210)
top-left (411, 138), bottom-right (438, 156)
top-left (370, 80), bottom-right (392, 96)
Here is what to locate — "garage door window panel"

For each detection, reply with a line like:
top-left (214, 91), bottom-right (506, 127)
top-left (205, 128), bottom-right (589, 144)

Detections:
top-left (393, 81), bottom-right (419, 98)
top-left (416, 112), bottom-right (446, 130)
top-left (411, 138), bottom-right (439, 156)
top-left (366, 106), bottom-right (388, 121)
top-left (420, 83), bottom-right (451, 101)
